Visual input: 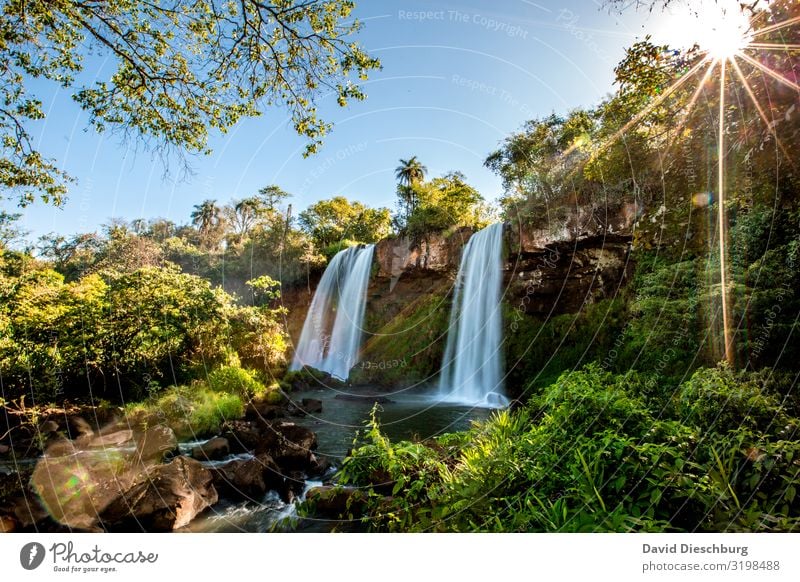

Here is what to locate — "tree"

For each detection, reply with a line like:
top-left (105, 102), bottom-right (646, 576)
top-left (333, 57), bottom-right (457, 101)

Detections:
top-left (298, 196), bottom-right (391, 250)
top-left (256, 185), bottom-right (292, 214)
top-left (395, 156), bottom-right (428, 187)
top-left (395, 156), bottom-right (428, 221)
top-left (227, 198), bottom-right (262, 240)
top-left (1, 1), bottom-right (380, 207)
top-left (191, 199), bottom-right (224, 250)
top-left (0, 211), bottom-right (26, 248)
top-left (403, 172), bottom-right (489, 238)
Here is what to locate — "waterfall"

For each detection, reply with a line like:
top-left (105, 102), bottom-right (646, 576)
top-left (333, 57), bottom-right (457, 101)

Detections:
top-left (438, 223), bottom-right (509, 408)
top-left (290, 244), bottom-right (374, 380)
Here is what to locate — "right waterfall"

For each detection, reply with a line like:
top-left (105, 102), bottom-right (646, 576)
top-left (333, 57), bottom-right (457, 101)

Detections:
top-left (438, 222), bottom-right (509, 408)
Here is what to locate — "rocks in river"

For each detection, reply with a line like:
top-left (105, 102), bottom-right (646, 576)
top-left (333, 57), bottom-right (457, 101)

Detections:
top-left (285, 397), bottom-right (323, 417)
top-left (100, 456), bottom-right (217, 531)
top-left (245, 401), bottom-right (285, 421)
top-left (210, 453), bottom-right (284, 500)
top-left (0, 444), bottom-right (9, 455)
top-left (191, 437), bottom-right (230, 461)
top-left (222, 419), bottom-right (318, 471)
top-left (88, 429), bottom-right (134, 448)
top-left (135, 425), bottom-right (179, 463)
top-left (301, 398), bottom-right (323, 413)
top-left (30, 424), bottom-right (186, 530)
top-left (307, 453), bottom-right (332, 479)
top-left (268, 422), bottom-right (318, 469)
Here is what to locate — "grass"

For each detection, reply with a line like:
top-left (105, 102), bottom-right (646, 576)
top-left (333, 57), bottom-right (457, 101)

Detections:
top-left (124, 365), bottom-right (280, 438)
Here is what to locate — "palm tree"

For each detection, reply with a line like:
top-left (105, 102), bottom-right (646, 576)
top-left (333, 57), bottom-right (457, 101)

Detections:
top-left (395, 156), bottom-right (427, 222)
top-left (395, 156), bottom-right (427, 187)
top-left (190, 199), bottom-right (222, 248)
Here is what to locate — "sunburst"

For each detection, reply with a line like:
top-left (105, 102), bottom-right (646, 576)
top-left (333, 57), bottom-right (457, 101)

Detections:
top-left (593, 1), bottom-right (800, 366)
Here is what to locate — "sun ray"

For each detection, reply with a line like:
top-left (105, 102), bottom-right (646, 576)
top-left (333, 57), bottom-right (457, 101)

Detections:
top-left (750, 14), bottom-right (800, 38)
top-left (747, 42), bottom-right (800, 51)
top-left (717, 59), bottom-right (734, 366)
top-left (738, 52), bottom-right (800, 92)
top-left (665, 60), bottom-right (718, 153)
top-left (591, 57), bottom-right (711, 159)
top-left (730, 56), bottom-right (794, 163)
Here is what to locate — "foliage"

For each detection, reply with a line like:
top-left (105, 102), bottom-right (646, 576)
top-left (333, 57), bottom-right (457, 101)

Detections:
top-left (207, 365), bottom-right (267, 399)
top-left (125, 381), bottom-right (245, 439)
top-left (1, 0), bottom-right (380, 205)
top-left (298, 196), bottom-right (391, 250)
top-left (397, 171), bottom-right (491, 238)
top-left (0, 260), bottom-right (285, 402)
top-left (338, 365), bottom-right (800, 532)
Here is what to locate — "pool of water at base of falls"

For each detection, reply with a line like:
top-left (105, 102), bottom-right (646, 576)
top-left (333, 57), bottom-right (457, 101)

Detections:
top-left (183, 386), bottom-right (493, 532)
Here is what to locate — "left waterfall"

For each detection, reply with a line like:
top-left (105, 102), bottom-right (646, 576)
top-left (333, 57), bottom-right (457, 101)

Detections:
top-left (290, 244), bottom-right (375, 380)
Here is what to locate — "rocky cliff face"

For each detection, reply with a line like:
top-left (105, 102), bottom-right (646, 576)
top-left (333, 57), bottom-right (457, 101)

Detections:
top-left (281, 204), bottom-right (635, 387)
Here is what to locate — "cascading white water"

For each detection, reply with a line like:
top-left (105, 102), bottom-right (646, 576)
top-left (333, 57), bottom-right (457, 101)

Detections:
top-left (290, 244), bottom-right (375, 380)
top-left (438, 223), bottom-right (509, 408)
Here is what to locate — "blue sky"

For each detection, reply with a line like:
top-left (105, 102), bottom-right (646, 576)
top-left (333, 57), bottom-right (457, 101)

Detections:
top-left (9, 0), bottom-right (687, 241)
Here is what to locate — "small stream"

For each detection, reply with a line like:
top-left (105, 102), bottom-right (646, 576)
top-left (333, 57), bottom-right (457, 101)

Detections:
top-left (185, 386), bottom-right (492, 532)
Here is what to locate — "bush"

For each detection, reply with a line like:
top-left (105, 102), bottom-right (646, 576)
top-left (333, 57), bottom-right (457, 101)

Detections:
top-left (677, 366), bottom-right (787, 434)
top-left (207, 365), bottom-right (266, 399)
top-left (332, 366), bottom-right (800, 533)
top-left (125, 381), bottom-right (245, 439)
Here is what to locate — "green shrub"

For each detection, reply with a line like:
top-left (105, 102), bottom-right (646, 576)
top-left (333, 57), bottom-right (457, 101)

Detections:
top-left (332, 366), bottom-right (800, 533)
top-left (207, 365), bottom-right (266, 399)
top-left (124, 381), bottom-right (245, 439)
top-left (678, 366), bottom-right (786, 434)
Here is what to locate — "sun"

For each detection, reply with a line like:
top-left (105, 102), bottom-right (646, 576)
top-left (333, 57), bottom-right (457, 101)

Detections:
top-left (702, 3), bottom-right (753, 59)
top-left (656, 1), bottom-right (753, 60)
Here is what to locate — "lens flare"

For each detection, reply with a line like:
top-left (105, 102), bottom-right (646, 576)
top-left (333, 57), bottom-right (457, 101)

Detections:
top-left (703, 3), bottom-right (752, 59)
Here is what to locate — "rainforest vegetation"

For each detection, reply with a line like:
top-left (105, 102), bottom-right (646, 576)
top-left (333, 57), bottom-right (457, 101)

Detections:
top-left (0, 0), bottom-right (799, 533)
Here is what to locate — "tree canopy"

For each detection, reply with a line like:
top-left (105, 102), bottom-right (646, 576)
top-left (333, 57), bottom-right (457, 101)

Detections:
top-left (1, 0), bottom-right (380, 206)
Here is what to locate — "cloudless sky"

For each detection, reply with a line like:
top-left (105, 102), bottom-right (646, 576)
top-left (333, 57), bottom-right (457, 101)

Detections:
top-left (8, 0), bottom-right (692, 242)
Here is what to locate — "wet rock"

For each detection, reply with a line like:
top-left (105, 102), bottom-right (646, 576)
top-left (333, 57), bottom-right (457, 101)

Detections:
top-left (307, 453), bottom-right (332, 478)
top-left (191, 437), bottom-right (230, 462)
top-left (282, 470), bottom-right (306, 503)
top-left (286, 403), bottom-right (307, 417)
top-left (100, 456), bottom-right (217, 531)
top-left (222, 419), bottom-right (319, 472)
top-left (11, 495), bottom-right (50, 529)
top-left (264, 422), bottom-right (318, 469)
top-left (39, 420), bottom-right (59, 435)
top-left (301, 398), bottom-right (323, 413)
top-left (135, 425), bottom-right (178, 463)
top-left (222, 420), bottom-right (263, 454)
top-left (67, 417), bottom-right (94, 439)
top-left (89, 429), bottom-right (133, 448)
top-left (245, 402), bottom-right (284, 421)
top-left (211, 454), bottom-right (284, 501)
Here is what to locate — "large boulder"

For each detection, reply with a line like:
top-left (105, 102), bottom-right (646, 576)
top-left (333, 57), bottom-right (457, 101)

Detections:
top-left (31, 425), bottom-right (190, 531)
top-left (222, 419), bottom-right (319, 472)
top-left (210, 453), bottom-right (284, 501)
top-left (135, 425), bottom-right (179, 463)
top-left (191, 437), bottom-right (230, 462)
top-left (222, 420), bottom-right (264, 454)
top-left (100, 456), bottom-right (217, 531)
top-left (301, 398), bottom-right (323, 413)
top-left (264, 422), bottom-right (318, 469)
